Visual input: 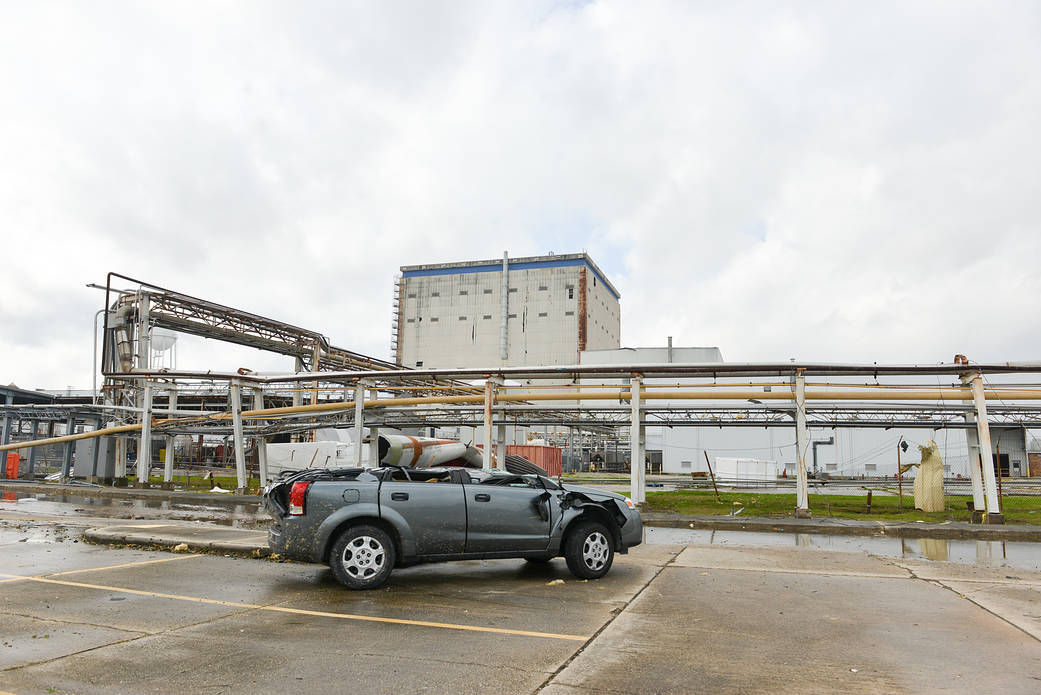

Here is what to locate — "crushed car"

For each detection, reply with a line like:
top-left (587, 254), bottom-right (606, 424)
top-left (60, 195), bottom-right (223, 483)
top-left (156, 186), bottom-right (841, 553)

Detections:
top-left (263, 465), bottom-right (642, 589)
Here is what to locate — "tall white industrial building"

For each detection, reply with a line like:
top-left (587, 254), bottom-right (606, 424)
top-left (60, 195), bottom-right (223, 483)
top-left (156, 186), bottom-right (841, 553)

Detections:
top-left (393, 253), bottom-right (620, 369)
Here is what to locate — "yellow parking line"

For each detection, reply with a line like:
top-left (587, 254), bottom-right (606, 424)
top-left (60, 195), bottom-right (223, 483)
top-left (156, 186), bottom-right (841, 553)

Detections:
top-left (0, 574), bottom-right (587, 642)
top-left (0, 554), bottom-right (201, 584)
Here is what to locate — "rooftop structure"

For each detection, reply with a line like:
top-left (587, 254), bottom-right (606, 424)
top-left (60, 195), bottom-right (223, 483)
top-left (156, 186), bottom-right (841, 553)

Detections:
top-left (394, 252), bottom-right (621, 369)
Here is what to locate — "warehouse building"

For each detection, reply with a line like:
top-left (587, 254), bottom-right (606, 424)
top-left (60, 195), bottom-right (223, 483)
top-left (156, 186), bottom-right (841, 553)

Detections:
top-left (393, 252), bottom-right (620, 369)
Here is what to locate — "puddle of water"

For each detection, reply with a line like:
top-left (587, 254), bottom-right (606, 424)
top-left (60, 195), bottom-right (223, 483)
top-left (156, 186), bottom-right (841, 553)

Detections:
top-left (646, 526), bottom-right (1041, 572)
top-left (0, 492), bottom-right (269, 529)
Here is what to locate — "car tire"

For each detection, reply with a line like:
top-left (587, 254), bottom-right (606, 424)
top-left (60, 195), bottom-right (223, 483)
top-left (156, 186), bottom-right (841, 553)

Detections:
top-left (564, 520), bottom-right (614, 579)
top-left (329, 524), bottom-right (395, 590)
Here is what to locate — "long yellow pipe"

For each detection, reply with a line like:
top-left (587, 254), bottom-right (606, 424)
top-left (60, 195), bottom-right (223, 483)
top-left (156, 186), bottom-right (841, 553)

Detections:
top-left (4, 388), bottom-right (1041, 453)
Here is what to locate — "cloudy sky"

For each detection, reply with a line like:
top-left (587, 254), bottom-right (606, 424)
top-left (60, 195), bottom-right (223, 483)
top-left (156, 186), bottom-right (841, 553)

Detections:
top-left (2, 1), bottom-right (1040, 389)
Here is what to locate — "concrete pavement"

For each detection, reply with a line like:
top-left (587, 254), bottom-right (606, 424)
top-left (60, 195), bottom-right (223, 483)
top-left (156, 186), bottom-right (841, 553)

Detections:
top-left (3, 516), bottom-right (1041, 693)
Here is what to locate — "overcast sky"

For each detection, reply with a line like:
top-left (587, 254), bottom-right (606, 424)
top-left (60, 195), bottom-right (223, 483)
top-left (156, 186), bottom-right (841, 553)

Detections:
top-left (2, 1), bottom-right (1040, 390)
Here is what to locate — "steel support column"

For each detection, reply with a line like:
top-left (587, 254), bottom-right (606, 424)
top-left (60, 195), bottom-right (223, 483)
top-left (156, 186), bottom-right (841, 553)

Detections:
top-left (137, 382), bottom-right (153, 486)
top-left (496, 424), bottom-right (507, 471)
top-left (27, 419), bottom-right (38, 477)
top-left (163, 387), bottom-right (177, 486)
top-left (794, 372), bottom-right (811, 517)
top-left (483, 379), bottom-right (499, 469)
top-left (90, 417), bottom-right (102, 479)
top-left (630, 375), bottom-right (644, 504)
top-left (254, 387), bottom-right (268, 484)
top-left (369, 387), bottom-right (380, 466)
top-left (969, 372), bottom-right (1003, 523)
top-left (1, 414), bottom-right (11, 479)
top-left (962, 409), bottom-right (987, 520)
top-left (230, 382), bottom-right (247, 492)
top-left (61, 416), bottom-right (75, 480)
top-left (353, 381), bottom-right (365, 467)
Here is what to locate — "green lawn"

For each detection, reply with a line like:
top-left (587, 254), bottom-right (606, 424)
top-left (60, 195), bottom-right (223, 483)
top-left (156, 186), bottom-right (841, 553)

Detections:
top-left (637, 489), bottom-right (1041, 525)
top-left (128, 474), bottom-right (263, 492)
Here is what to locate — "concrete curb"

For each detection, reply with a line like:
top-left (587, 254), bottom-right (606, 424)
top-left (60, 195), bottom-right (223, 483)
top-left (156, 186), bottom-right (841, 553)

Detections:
top-left (82, 525), bottom-right (270, 558)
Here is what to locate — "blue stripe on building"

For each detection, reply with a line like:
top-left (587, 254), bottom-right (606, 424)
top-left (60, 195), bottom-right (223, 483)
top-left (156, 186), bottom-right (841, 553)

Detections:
top-left (401, 258), bottom-right (619, 300)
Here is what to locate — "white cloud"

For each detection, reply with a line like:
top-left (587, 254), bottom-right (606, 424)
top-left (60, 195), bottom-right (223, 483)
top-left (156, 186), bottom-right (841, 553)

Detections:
top-left (1, 1), bottom-right (1039, 388)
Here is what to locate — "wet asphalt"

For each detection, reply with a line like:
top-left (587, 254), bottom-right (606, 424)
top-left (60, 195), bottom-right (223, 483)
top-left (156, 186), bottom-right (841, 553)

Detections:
top-left (3, 499), bottom-right (1041, 693)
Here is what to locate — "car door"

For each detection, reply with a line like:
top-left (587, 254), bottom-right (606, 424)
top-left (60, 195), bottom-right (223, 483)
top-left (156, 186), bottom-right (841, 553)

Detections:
top-left (464, 479), bottom-right (552, 553)
top-left (379, 477), bottom-right (466, 556)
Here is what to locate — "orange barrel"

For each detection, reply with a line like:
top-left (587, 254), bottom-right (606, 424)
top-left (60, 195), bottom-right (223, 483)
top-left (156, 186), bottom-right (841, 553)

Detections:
top-left (5, 453), bottom-right (20, 479)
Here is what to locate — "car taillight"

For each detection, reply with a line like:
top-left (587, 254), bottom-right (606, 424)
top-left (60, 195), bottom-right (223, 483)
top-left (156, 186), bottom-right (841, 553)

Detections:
top-left (288, 481), bottom-right (312, 516)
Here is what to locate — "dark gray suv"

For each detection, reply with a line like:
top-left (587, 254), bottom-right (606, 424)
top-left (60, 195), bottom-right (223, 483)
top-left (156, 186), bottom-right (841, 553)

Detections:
top-left (264, 466), bottom-right (643, 589)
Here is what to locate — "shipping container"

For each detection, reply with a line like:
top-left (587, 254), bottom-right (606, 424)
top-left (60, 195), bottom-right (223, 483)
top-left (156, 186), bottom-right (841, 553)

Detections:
top-left (506, 444), bottom-right (563, 477)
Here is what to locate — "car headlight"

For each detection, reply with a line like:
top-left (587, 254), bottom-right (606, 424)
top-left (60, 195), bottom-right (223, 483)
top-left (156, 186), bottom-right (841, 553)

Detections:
top-left (623, 497), bottom-right (635, 510)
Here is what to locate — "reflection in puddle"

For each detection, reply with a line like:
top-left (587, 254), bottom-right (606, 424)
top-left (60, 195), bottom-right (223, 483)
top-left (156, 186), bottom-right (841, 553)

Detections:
top-left (0, 492), bottom-right (269, 529)
top-left (647, 527), bottom-right (1039, 571)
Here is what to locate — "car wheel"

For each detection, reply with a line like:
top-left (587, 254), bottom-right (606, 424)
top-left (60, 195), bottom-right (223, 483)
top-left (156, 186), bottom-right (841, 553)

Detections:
top-left (329, 525), bottom-right (395, 590)
top-left (564, 520), bottom-right (614, 579)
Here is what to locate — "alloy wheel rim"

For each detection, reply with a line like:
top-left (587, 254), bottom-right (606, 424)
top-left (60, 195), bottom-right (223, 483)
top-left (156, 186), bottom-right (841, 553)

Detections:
top-left (342, 535), bottom-right (386, 578)
top-left (582, 531), bottom-right (609, 571)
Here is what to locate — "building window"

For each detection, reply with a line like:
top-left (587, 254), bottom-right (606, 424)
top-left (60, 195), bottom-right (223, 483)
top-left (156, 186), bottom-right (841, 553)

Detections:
top-left (567, 287), bottom-right (574, 299)
top-left (406, 318), bottom-right (415, 323)
top-left (680, 461), bottom-right (691, 469)
top-left (483, 289), bottom-right (492, 294)
top-left (407, 293), bottom-right (416, 299)
top-left (537, 312), bottom-right (547, 317)
top-left (430, 317), bottom-right (439, 322)
top-left (458, 316), bottom-right (467, 321)
top-left (459, 290), bottom-right (468, 296)
top-left (565, 311), bottom-right (574, 316)
top-left (482, 314), bottom-right (492, 319)
top-left (538, 285), bottom-right (548, 291)
top-left (431, 291), bottom-right (440, 297)
top-left (508, 288), bottom-right (517, 293)
top-left (416, 361), bottom-right (423, 367)
top-left (508, 313), bottom-right (517, 319)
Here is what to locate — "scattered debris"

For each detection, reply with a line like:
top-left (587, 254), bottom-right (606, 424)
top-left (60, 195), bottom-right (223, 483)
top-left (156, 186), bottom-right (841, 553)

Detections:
top-left (172, 543), bottom-right (190, 552)
top-left (546, 579), bottom-right (565, 586)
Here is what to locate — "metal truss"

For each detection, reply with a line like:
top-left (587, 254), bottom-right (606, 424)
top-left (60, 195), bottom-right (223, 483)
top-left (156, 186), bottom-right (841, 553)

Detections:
top-left (100, 273), bottom-right (475, 395)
